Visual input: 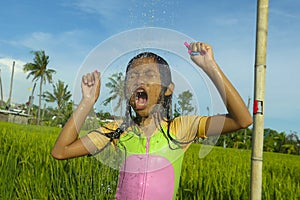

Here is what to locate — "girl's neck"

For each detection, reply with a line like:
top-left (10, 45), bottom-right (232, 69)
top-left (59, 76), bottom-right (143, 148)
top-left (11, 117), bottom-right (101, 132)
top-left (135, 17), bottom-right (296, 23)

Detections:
top-left (135, 113), bottom-right (160, 137)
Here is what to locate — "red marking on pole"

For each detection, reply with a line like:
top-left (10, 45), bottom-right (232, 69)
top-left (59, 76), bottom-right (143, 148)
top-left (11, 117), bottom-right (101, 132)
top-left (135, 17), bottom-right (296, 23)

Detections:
top-left (253, 100), bottom-right (259, 114)
top-left (253, 100), bottom-right (263, 114)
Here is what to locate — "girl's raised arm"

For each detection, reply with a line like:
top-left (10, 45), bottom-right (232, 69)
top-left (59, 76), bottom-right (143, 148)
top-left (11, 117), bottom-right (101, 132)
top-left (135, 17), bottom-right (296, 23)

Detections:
top-left (187, 42), bottom-right (252, 136)
top-left (51, 71), bottom-right (108, 159)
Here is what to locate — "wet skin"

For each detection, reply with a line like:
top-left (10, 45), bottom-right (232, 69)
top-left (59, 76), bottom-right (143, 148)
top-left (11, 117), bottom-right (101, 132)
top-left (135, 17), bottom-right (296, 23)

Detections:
top-left (126, 57), bottom-right (164, 119)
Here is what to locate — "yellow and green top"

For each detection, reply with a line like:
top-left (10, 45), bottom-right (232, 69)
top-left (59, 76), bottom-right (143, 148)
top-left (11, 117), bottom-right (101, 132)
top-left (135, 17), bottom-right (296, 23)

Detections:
top-left (87, 115), bottom-right (207, 200)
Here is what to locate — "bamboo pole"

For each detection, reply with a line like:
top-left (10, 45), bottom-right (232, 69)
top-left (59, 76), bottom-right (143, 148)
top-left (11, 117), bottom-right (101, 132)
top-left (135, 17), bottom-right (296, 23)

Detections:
top-left (0, 69), bottom-right (3, 105)
top-left (27, 82), bottom-right (36, 115)
top-left (251, 0), bottom-right (269, 199)
top-left (8, 61), bottom-right (15, 108)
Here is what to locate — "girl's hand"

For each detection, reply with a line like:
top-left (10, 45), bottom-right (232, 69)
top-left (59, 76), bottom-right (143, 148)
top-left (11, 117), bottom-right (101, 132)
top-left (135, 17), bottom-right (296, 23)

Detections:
top-left (81, 70), bottom-right (101, 104)
top-left (188, 42), bottom-right (217, 72)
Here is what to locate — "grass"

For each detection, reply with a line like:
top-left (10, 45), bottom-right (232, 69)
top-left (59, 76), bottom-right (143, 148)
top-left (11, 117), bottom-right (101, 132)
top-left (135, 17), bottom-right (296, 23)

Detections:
top-left (0, 121), bottom-right (299, 199)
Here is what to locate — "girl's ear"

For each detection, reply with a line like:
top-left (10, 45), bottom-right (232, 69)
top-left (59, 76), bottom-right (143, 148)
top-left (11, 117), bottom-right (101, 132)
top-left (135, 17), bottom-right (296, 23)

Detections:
top-left (165, 82), bottom-right (174, 96)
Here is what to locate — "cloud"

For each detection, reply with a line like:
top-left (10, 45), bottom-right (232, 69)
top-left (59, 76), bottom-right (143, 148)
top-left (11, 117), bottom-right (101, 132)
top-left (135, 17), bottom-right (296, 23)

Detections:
top-left (0, 29), bottom-right (97, 104)
top-left (0, 57), bottom-right (26, 76)
top-left (70, 0), bottom-right (126, 20)
top-left (16, 31), bottom-right (90, 53)
top-left (0, 57), bottom-right (32, 104)
top-left (7, 29), bottom-right (95, 73)
top-left (18, 32), bottom-right (53, 50)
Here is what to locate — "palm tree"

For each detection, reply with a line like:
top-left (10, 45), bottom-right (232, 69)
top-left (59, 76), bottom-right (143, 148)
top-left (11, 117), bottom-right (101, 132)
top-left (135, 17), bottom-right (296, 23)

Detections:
top-left (282, 132), bottom-right (300, 155)
top-left (44, 80), bottom-right (72, 110)
top-left (23, 50), bottom-right (56, 125)
top-left (44, 80), bottom-right (72, 126)
top-left (103, 72), bottom-right (125, 113)
top-left (274, 132), bottom-right (286, 153)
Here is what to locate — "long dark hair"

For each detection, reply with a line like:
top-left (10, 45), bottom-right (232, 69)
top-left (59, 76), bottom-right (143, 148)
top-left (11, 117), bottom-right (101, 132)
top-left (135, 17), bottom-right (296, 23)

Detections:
top-left (125, 52), bottom-right (173, 123)
top-left (90, 52), bottom-right (194, 155)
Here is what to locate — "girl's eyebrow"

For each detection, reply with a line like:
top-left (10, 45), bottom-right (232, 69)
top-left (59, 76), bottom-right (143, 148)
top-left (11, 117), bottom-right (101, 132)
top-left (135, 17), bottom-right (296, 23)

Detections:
top-left (145, 69), bottom-right (156, 73)
top-left (130, 68), bottom-right (157, 74)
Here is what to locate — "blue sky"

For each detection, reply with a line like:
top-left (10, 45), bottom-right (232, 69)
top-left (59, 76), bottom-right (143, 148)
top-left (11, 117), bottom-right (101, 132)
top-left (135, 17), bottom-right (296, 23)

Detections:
top-left (0, 0), bottom-right (299, 134)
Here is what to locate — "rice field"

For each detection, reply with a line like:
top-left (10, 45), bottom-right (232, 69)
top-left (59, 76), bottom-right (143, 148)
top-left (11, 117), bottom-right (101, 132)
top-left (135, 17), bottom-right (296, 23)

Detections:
top-left (0, 121), bottom-right (299, 200)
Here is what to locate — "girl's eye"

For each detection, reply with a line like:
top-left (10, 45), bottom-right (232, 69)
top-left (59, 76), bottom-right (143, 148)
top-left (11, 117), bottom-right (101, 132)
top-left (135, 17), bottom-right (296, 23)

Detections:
top-left (145, 71), bottom-right (157, 78)
top-left (127, 70), bottom-right (158, 80)
top-left (128, 73), bottom-right (138, 79)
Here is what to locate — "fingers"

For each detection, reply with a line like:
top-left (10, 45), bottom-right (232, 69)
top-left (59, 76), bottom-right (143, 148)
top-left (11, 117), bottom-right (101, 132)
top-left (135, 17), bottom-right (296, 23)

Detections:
top-left (82, 70), bottom-right (100, 86)
top-left (82, 73), bottom-right (93, 86)
top-left (190, 42), bottom-right (210, 54)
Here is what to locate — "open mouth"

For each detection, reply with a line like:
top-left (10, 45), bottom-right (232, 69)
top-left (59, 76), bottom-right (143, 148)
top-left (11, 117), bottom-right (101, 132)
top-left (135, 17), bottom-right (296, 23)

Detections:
top-left (134, 88), bottom-right (148, 110)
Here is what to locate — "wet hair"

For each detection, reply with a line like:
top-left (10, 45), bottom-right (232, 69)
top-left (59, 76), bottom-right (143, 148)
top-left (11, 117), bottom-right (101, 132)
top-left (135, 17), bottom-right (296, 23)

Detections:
top-left (123, 52), bottom-right (196, 148)
top-left (89, 52), bottom-right (194, 156)
top-left (126, 52), bottom-right (172, 92)
top-left (88, 52), bottom-right (196, 192)
top-left (125, 52), bottom-right (173, 122)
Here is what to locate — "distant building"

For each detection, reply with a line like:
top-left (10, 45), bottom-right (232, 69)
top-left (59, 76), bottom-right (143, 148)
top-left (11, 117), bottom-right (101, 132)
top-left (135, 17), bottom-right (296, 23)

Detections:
top-left (0, 109), bottom-right (29, 124)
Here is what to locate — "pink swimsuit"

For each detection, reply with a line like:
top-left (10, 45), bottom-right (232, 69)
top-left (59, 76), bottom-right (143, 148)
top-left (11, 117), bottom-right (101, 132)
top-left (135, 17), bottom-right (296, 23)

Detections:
top-left (115, 130), bottom-right (184, 200)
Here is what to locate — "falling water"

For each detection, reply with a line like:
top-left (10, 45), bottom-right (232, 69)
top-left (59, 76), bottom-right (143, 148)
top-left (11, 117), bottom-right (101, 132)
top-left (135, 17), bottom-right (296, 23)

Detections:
top-left (128, 0), bottom-right (178, 27)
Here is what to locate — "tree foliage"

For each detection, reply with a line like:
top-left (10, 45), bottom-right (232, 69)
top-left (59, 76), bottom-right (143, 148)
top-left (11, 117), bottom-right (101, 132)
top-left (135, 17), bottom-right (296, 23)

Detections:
top-left (213, 128), bottom-right (300, 155)
top-left (102, 72), bottom-right (125, 112)
top-left (43, 80), bottom-right (73, 126)
top-left (177, 90), bottom-right (194, 115)
top-left (44, 80), bottom-right (72, 110)
top-left (23, 50), bottom-right (56, 125)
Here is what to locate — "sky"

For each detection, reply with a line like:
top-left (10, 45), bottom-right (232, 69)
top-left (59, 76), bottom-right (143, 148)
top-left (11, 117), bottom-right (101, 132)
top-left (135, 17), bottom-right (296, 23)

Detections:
top-left (0, 0), bottom-right (299, 134)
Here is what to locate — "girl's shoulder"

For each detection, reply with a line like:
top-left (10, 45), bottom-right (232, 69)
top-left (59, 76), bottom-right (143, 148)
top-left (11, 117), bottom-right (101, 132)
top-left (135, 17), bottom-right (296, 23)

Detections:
top-left (98, 120), bottom-right (123, 133)
top-left (170, 115), bottom-right (208, 138)
top-left (171, 115), bottom-right (203, 126)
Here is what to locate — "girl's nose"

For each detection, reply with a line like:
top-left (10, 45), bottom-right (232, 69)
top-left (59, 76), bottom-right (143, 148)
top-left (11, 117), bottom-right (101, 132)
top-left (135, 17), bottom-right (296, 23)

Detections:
top-left (136, 75), bottom-right (145, 84)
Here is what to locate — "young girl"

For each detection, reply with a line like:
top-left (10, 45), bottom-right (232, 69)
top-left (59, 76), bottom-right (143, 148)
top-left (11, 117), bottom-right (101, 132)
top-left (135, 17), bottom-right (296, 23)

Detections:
top-left (51, 42), bottom-right (252, 199)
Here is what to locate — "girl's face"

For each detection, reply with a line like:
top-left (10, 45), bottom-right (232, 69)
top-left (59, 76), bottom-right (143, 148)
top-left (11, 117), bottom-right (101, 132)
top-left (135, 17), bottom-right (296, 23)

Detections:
top-left (126, 57), bottom-right (163, 117)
